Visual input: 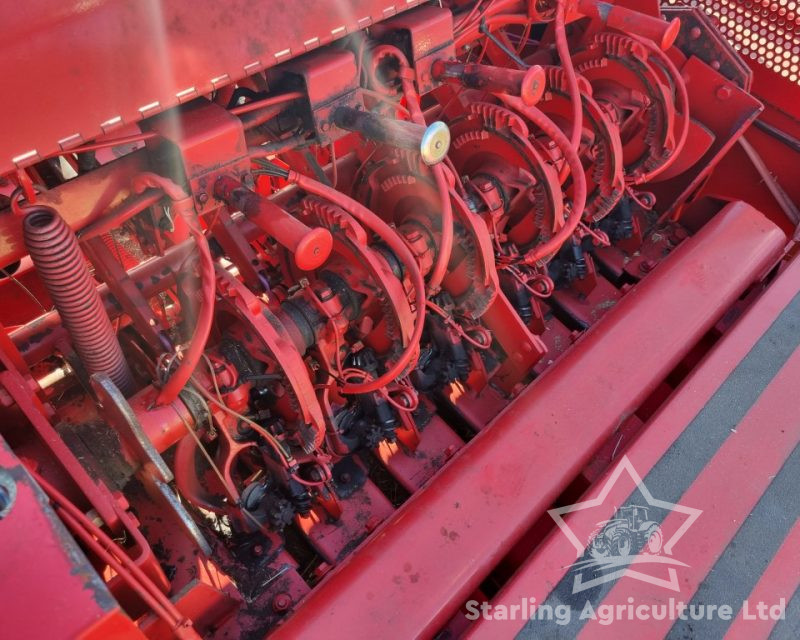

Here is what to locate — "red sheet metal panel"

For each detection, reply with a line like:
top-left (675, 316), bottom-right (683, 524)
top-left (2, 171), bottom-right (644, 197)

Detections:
top-left (0, 0), bottom-right (423, 174)
top-left (270, 202), bottom-right (786, 639)
top-left (0, 438), bottom-right (140, 639)
top-left (466, 248), bottom-right (800, 639)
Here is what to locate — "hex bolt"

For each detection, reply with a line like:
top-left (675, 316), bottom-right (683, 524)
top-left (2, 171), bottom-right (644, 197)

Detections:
top-left (639, 259), bottom-right (656, 273)
top-left (272, 593), bottom-right (292, 613)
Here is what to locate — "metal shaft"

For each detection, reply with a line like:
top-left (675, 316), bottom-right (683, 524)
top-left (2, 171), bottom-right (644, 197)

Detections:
top-left (332, 106), bottom-right (451, 165)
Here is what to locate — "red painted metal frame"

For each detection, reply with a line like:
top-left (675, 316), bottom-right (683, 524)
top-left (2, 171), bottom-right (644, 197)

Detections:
top-left (0, 1), bottom-right (798, 638)
top-left (0, 438), bottom-right (140, 639)
top-left (0, 0), bottom-right (425, 174)
top-left (271, 202), bottom-right (786, 639)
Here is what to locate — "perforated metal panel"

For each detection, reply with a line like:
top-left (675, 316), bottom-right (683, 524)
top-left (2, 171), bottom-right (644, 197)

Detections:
top-left (666, 0), bottom-right (800, 83)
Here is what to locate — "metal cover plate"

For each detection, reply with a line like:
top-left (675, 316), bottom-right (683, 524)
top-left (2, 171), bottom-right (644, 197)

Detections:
top-left (1, 0), bottom-right (423, 174)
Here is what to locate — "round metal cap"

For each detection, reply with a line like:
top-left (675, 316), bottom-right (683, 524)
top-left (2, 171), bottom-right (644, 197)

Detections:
top-left (521, 65), bottom-right (546, 106)
top-left (294, 227), bottom-right (333, 271)
top-left (420, 121), bottom-right (451, 165)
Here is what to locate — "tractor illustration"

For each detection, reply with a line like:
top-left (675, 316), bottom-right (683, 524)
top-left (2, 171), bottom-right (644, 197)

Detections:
top-left (589, 505), bottom-right (663, 559)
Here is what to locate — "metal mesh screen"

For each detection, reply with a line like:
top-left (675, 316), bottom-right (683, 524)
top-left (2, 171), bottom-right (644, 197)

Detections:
top-left (666, 0), bottom-right (800, 83)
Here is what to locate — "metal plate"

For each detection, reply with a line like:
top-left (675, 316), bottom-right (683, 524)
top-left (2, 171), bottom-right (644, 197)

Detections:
top-left (470, 236), bottom-right (800, 640)
top-left (1, 0), bottom-right (424, 174)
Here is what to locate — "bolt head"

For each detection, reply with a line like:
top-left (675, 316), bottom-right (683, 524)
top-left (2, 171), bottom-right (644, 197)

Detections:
top-left (639, 259), bottom-right (656, 273)
top-left (272, 593), bottom-right (292, 613)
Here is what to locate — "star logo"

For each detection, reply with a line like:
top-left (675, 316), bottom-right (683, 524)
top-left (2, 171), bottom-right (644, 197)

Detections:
top-left (548, 455), bottom-right (702, 593)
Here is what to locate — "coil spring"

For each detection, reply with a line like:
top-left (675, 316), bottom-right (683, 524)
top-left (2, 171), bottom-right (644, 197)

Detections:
top-left (23, 206), bottom-right (135, 395)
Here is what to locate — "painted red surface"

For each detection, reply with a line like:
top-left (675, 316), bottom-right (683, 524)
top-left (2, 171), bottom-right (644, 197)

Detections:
top-left (0, 1), bottom-right (798, 638)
